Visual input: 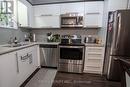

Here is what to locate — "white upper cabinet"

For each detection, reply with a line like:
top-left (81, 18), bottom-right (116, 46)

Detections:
top-left (18, 0), bottom-right (34, 27)
top-left (34, 4), bottom-right (60, 16)
top-left (85, 1), bottom-right (103, 13)
top-left (84, 1), bottom-right (104, 28)
top-left (32, 1), bottom-right (104, 28)
top-left (33, 4), bottom-right (60, 28)
top-left (60, 2), bottom-right (84, 14)
top-left (18, 0), bottom-right (28, 27)
top-left (34, 16), bottom-right (60, 28)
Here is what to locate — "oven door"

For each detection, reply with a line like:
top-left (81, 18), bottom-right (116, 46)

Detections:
top-left (59, 46), bottom-right (84, 60)
top-left (58, 45), bottom-right (85, 73)
top-left (59, 45), bottom-right (85, 65)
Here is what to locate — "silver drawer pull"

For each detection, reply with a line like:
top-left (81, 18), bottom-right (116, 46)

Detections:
top-left (15, 53), bottom-right (19, 73)
top-left (21, 54), bottom-right (28, 61)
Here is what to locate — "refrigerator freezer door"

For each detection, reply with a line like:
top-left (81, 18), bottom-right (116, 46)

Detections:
top-left (104, 10), bottom-right (130, 81)
top-left (111, 10), bottom-right (130, 57)
top-left (103, 12), bottom-right (115, 75)
top-left (107, 56), bottom-right (121, 81)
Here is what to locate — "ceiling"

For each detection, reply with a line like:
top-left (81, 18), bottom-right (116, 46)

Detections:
top-left (27, 0), bottom-right (104, 5)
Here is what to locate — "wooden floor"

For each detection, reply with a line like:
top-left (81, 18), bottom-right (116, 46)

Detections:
top-left (52, 72), bottom-right (121, 87)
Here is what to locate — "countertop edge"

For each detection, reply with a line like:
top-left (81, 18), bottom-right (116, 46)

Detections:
top-left (0, 42), bottom-right (104, 55)
top-left (0, 44), bottom-right (38, 55)
top-left (0, 42), bottom-right (60, 55)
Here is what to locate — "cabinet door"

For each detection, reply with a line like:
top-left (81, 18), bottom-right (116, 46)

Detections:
top-left (18, 0), bottom-right (28, 27)
top-left (34, 16), bottom-right (60, 28)
top-left (34, 4), bottom-right (60, 16)
top-left (84, 46), bottom-right (104, 74)
top-left (33, 4), bottom-right (60, 28)
top-left (0, 52), bottom-right (19, 87)
top-left (17, 46), bottom-right (39, 85)
top-left (28, 45), bottom-right (39, 72)
top-left (17, 49), bottom-right (30, 85)
top-left (31, 45), bottom-right (39, 68)
top-left (84, 1), bottom-right (104, 28)
top-left (60, 2), bottom-right (84, 14)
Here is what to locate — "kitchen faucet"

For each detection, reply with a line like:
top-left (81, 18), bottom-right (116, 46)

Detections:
top-left (8, 37), bottom-right (18, 44)
top-left (8, 37), bottom-right (13, 44)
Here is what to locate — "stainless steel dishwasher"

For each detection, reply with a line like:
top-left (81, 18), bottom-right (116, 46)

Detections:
top-left (40, 44), bottom-right (58, 68)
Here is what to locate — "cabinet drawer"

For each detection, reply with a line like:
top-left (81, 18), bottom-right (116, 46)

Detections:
top-left (87, 53), bottom-right (103, 59)
top-left (84, 66), bottom-right (102, 74)
top-left (85, 59), bottom-right (103, 67)
top-left (87, 47), bottom-right (103, 52)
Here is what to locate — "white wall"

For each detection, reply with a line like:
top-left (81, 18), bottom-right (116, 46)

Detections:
top-left (128, 0), bottom-right (130, 9)
top-left (108, 0), bottom-right (128, 11)
top-left (98, 0), bottom-right (108, 44)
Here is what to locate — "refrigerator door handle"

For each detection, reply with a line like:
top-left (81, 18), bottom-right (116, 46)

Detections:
top-left (116, 13), bottom-right (122, 49)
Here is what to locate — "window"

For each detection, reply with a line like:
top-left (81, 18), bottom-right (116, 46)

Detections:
top-left (0, 0), bottom-right (17, 29)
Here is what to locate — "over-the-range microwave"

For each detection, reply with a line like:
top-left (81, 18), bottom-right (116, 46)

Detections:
top-left (60, 13), bottom-right (83, 28)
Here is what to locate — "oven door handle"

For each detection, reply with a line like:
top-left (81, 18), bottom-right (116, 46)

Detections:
top-left (59, 46), bottom-right (84, 49)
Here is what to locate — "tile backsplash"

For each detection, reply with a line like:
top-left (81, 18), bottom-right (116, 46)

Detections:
top-left (0, 27), bottom-right (30, 45)
top-left (0, 27), bottom-right (105, 45)
top-left (31, 29), bottom-right (100, 42)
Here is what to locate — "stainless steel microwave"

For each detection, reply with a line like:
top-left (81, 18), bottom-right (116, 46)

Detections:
top-left (60, 13), bottom-right (83, 28)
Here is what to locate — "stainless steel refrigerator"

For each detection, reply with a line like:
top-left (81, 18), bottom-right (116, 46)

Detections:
top-left (104, 10), bottom-right (130, 81)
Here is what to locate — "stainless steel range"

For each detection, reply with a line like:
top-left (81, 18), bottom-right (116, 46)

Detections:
top-left (58, 35), bottom-right (85, 73)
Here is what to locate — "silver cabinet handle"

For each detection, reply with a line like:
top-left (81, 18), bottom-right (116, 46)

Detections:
top-left (15, 52), bottom-right (19, 73)
top-left (21, 54), bottom-right (28, 61)
top-left (28, 53), bottom-right (33, 64)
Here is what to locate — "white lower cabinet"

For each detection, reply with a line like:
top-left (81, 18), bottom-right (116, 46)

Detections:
top-left (17, 46), bottom-right (34, 85)
top-left (0, 45), bottom-right (39, 87)
top-left (84, 46), bottom-right (105, 74)
top-left (0, 52), bottom-right (19, 87)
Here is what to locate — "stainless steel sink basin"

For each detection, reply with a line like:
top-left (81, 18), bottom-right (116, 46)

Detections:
top-left (3, 43), bottom-right (29, 47)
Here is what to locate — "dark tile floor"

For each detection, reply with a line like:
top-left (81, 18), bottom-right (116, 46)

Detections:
top-left (52, 72), bottom-right (121, 87)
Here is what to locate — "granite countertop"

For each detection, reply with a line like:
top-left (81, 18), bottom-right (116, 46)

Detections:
top-left (0, 43), bottom-right (37, 55)
top-left (0, 42), bottom-right (60, 55)
top-left (85, 43), bottom-right (105, 47)
top-left (0, 42), bottom-right (103, 55)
